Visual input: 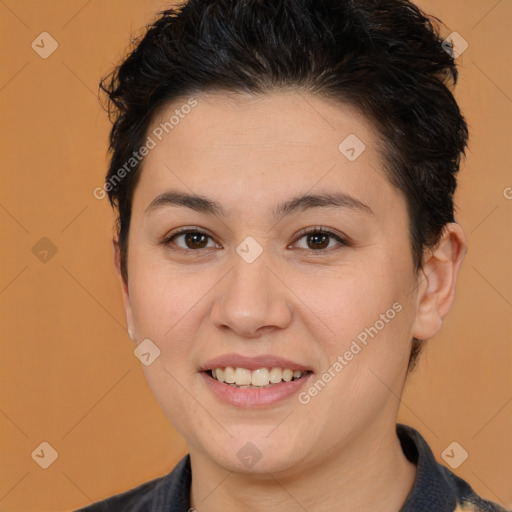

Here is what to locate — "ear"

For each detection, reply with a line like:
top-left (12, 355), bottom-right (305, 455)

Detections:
top-left (113, 238), bottom-right (136, 341)
top-left (411, 223), bottom-right (467, 341)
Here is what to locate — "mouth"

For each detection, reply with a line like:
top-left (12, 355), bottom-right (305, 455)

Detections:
top-left (199, 355), bottom-right (314, 407)
top-left (204, 366), bottom-right (313, 388)
top-left (199, 354), bottom-right (314, 407)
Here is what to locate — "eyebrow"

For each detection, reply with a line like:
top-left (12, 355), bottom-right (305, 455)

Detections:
top-left (145, 190), bottom-right (373, 219)
top-left (145, 191), bottom-right (224, 217)
top-left (274, 191), bottom-right (373, 218)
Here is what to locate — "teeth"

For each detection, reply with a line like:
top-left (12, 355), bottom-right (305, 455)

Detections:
top-left (223, 366), bottom-right (236, 383)
top-left (251, 368), bottom-right (270, 386)
top-left (269, 367), bottom-right (283, 383)
top-left (282, 369), bottom-right (293, 382)
top-left (210, 367), bottom-right (305, 387)
top-left (234, 367), bottom-right (252, 385)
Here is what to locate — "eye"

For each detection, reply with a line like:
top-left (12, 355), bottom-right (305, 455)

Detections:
top-left (292, 227), bottom-right (348, 251)
top-left (162, 226), bottom-right (348, 253)
top-left (164, 228), bottom-right (220, 251)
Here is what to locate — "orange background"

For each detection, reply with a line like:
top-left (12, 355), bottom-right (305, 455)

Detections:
top-left (0, 1), bottom-right (511, 510)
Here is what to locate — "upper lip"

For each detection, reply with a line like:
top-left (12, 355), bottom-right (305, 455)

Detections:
top-left (200, 353), bottom-right (313, 372)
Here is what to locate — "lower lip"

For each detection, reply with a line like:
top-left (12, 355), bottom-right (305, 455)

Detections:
top-left (200, 372), bottom-right (313, 408)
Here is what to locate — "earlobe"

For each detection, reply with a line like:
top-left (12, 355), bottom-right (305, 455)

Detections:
top-left (411, 223), bottom-right (467, 341)
top-left (112, 237), bottom-right (136, 341)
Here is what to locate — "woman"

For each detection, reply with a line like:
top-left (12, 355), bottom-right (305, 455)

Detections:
top-left (78, 0), bottom-right (508, 510)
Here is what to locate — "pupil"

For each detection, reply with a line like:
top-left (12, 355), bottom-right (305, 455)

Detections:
top-left (185, 233), bottom-right (207, 248)
top-left (308, 233), bottom-right (328, 250)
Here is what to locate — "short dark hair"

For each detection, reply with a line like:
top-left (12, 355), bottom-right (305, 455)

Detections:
top-left (99, 0), bottom-right (469, 371)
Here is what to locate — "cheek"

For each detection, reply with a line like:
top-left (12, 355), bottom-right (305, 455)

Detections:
top-left (297, 264), bottom-right (409, 345)
top-left (128, 256), bottom-right (210, 338)
top-left (126, 266), bottom-right (211, 429)
top-left (295, 259), bottom-right (416, 409)
top-left (298, 300), bottom-right (413, 441)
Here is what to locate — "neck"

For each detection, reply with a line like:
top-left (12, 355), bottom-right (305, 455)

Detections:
top-left (189, 420), bottom-right (417, 512)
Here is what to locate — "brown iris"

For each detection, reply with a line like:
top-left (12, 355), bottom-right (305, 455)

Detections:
top-left (184, 233), bottom-right (209, 249)
top-left (306, 233), bottom-right (330, 250)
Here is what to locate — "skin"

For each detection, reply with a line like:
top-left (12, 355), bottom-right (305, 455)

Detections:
top-left (114, 91), bottom-right (466, 511)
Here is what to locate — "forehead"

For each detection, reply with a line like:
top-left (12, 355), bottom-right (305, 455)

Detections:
top-left (133, 91), bottom-right (403, 221)
top-left (148, 91), bottom-right (375, 162)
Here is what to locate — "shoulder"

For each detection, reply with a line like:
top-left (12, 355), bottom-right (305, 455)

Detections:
top-left (442, 466), bottom-right (510, 512)
top-left (397, 424), bottom-right (509, 512)
top-left (73, 454), bottom-right (192, 512)
top-left (74, 476), bottom-right (162, 512)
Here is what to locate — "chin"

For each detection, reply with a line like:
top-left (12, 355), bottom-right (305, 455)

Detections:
top-left (197, 429), bottom-right (309, 475)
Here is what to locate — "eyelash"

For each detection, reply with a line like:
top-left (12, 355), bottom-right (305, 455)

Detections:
top-left (161, 225), bottom-right (349, 254)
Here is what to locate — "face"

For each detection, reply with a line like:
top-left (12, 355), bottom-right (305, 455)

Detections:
top-left (119, 91), bottom-right (435, 475)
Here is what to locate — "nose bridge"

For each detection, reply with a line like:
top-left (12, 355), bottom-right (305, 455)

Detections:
top-left (210, 241), bottom-right (292, 336)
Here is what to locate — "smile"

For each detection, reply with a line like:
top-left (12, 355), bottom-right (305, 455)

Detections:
top-left (207, 367), bottom-right (308, 388)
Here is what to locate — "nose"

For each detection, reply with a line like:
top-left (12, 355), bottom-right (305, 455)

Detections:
top-left (210, 252), bottom-right (293, 338)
